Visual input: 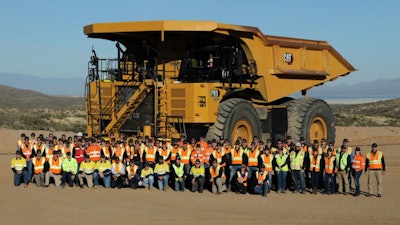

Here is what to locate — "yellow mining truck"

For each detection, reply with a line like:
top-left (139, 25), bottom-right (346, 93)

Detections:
top-left (84, 20), bottom-right (355, 144)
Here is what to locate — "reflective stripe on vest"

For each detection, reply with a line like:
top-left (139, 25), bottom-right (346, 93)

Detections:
top-left (145, 146), bottom-right (157, 162)
top-left (179, 147), bottom-right (191, 165)
top-left (310, 155), bottom-right (321, 172)
top-left (367, 151), bottom-right (383, 170)
top-left (232, 148), bottom-right (244, 165)
top-left (33, 157), bottom-right (46, 174)
top-left (325, 156), bottom-right (335, 174)
top-left (352, 155), bottom-right (365, 171)
top-left (49, 158), bottom-right (62, 174)
top-left (261, 154), bottom-right (274, 171)
top-left (256, 171), bottom-right (268, 184)
top-left (275, 154), bottom-right (288, 172)
top-left (210, 165), bottom-right (225, 179)
top-left (336, 152), bottom-right (349, 170)
top-left (173, 163), bottom-right (185, 180)
top-left (247, 150), bottom-right (260, 167)
top-left (21, 144), bottom-right (33, 158)
top-left (237, 171), bottom-right (248, 186)
top-left (290, 151), bottom-right (304, 170)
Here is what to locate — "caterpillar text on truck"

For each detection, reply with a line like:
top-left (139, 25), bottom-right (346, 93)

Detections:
top-left (83, 20), bottom-right (356, 144)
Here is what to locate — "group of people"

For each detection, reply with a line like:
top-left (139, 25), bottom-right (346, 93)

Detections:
top-left (11, 132), bottom-right (385, 198)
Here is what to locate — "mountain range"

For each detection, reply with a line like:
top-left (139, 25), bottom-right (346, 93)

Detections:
top-left (0, 72), bottom-right (399, 97)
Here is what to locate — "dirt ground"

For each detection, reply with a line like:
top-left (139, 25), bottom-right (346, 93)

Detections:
top-left (0, 127), bottom-right (399, 225)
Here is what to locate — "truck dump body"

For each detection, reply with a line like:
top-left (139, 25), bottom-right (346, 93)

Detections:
top-left (84, 20), bottom-right (355, 143)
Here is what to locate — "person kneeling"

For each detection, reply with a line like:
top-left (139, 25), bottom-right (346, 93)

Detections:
top-left (79, 154), bottom-right (96, 188)
top-left (253, 165), bottom-right (269, 197)
top-left (190, 159), bottom-right (205, 193)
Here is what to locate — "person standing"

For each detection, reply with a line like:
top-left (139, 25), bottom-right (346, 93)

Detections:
top-left (290, 142), bottom-right (306, 194)
top-left (273, 148), bottom-right (289, 193)
top-left (247, 142), bottom-right (260, 179)
top-left (324, 148), bottom-right (336, 194)
top-left (229, 141), bottom-right (247, 191)
top-left (11, 150), bottom-right (28, 187)
top-left (308, 147), bottom-right (324, 194)
top-left (20, 136), bottom-right (34, 183)
top-left (61, 152), bottom-right (78, 188)
top-left (365, 143), bottom-right (385, 197)
top-left (351, 147), bottom-right (365, 197)
top-left (336, 145), bottom-right (351, 195)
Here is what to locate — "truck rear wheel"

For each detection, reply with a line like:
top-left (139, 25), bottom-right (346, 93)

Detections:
top-left (286, 98), bottom-right (335, 145)
top-left (209, 98), bottom-right (261, 143)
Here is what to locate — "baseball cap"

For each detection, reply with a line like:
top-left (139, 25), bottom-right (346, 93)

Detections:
top-left (295, 142), bottom-right (301, 147)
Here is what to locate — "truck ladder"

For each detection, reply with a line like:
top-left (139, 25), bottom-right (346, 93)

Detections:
top-left (102, 83), bottom-right (151, 136)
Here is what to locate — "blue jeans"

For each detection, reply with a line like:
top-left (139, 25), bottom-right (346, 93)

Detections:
top-left (93, 171), bottom-right (99, 186)
top-left (157, 174), bottom-right (169, 190)
top-left (143, 175), bottom-right (154, 188)
top-left (291, 170), bottom-right (306, 192)
top-left (229, 165), bottom-right (241, 189)
top-left (248, 166), bottom-right (257, 179)
top-left (353, 170), bottom-right (362, 195)
top-left (14, 171), bottom-right (28, 186)
top-left (103, 175), bottom-right (111, 188)
top-left (26, 160), bottom-right (33, 182)
top-left (254, 182), bottom-right (269, 195)
top-left (324, 173), bottom-right (336, 194)
top-left (277, 171), bottom-right (287, 192)
top-left (174, 179), bottom-right (185, 191)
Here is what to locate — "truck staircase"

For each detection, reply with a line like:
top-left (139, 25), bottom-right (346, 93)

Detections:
top-left (102, 82), bottom-right (152, 136)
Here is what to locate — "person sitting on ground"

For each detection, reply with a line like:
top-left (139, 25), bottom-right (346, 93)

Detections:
top-left (140, 162), bottom-right (154, 190)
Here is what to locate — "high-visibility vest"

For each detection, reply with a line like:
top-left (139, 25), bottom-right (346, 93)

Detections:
top-left (159, 147), bottom-right (171, 163)
top-left (127, 164), bottom-right (139, 176)
top-left (171, 146), bottom-right (181, 161)
top-left (74, 147), bottom-right (86, 164)
top-left (223, 145), bottom-right (231, 155)
top-left (179, 146), bottom-right (191, 165)
top-left (172, 163), bottom-right (185, 181)
top-left (308, 146), bottom-right (322, 156)
top-left (112, 162), bottom-right (125, 174)
top-left (336, 152), bottom-right (349, 171)
top-left (310, 155), bottom-right (322, 172)
top-left (102, 146), bottom-right (112, 159)
top-left (366, 151), bottom-right (383, 170)
top-left (256, 171), bottom-right (268, 184)
top-left (275, 154), bottom-right (289, 172)
top-left (231, 148), bottom-right (244, 165)
top-left (45, 148), bottom-right (55, 161)
top-left (11, 157), bottom-right (26, 171)
top-left (145, 146), bottom-right (157, 163)
top-left (21, 143), bottom-right (33, 158)
top-left (210, 165), bottom-right (225, 179)
top-left (112, 147), bottom-right (125, 162)
top-left (325, 156), bottom-right (335, 174)
top-left (87, 145), bottom-right (102, 162)
top-left (49, 157), bottom-right (62, 174)
top-left (290, 151), bottom-right (304, 170)
top-left (33, 157), bottom-right (46, 174)
top-left (154, 163), bottom-right (169, 175)
top-left (260, 153), bottom-right (274, 171)
top-left (346, 147), bottom-right (353, 155)
top-left (352, 154), bottom-right (365, 171)
top-left (80, 160), bottom-right (96, 174)
top-left (247, 149), bottom-right (260, 167)
top-left (96, 160), bottom-right (112, 173)
top-left (191, 151), bottom-right (205, 164)
top-left (212, 150), bottom-right (225, 166)
top-left (236, 171), bottom-right (248, 186)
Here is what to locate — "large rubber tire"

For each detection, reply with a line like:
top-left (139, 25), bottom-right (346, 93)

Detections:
top-left (207, 98), bottom-right (261, 143)
top-left (286, 98), bottom-right (335, 145)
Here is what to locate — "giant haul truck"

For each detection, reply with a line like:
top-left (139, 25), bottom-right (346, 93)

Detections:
top-left (84, 20), bottom-right (355, 144)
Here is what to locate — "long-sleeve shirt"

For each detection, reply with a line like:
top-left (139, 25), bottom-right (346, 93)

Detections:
top-left (190, 165), bottom-right (205, 178)
top-left (154, 163), bottom-right (169, 176)
top-left (11, 157), bottom-right (26, 172)
top-left (140, 167), bottom-right (153, 178)
top-left (365, 152), bottom-right (386, 171)
top-left (80, 160), bottom-right (97, 174)
top-left (62, 157), bottom-right (78, 174)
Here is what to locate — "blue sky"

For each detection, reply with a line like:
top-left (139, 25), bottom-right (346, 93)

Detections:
top-left (0, 0), bottom-right (398, 85)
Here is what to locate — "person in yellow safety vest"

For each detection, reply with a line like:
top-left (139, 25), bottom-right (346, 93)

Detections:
top-left (351, 147), bottom-right (365, 197)
top-left (140, 162), bottom-right (154, 190)
top-left (154, 156), bottom-right (170, 191)
top-left (11, 150), bottom-right (28, 187)
top-left (45, 150), bottom-right (62, 187)
top-left (335, 145), bottom-right (351, 195)
top-left (209, 159), bottom-right (226, 194)
top-left (342, 138), bottom-right (354, 189)
top-left (259, 146), bottom-right (274, 192)
top-left (235, 164), bottom-right (248, 194)
top-left (308, 147), bottom-right (324, 194)
top-left (253, 164), bottom-right (269, 197)
top-left (79, 154), bottom-right (97, 188)
top-left (229, 141), bottom-right (248, 191)
top-left (111, 157), bottom-right (126, 189)
top-left (61, 152), bottom-right (78, 188)
top-left (172, 156), bottom-right (185, 192)
top-left (96, 155), bottom-right (112, 188)
top-left (247, 141), bottom-right (260, 179)
top-left (273, 148), bottom-right (289, 193)
top-left (290, 142), bottom-right (306, 194)
top-left (324, 148), bottom-right (336, 194)
top-left (126, 161), bottom-right (139, 189)
top-left (365, 143), bottom-right (385, 197)
top-left (32, 150), bottom-right (46, 187)
top-left (190, 159), bottom-right (206, 193)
